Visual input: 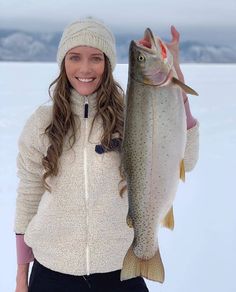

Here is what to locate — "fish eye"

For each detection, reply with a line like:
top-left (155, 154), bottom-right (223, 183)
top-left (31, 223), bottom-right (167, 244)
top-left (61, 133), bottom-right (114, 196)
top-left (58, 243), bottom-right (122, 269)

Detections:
top-left (138, 55), bottom-right (145, 62)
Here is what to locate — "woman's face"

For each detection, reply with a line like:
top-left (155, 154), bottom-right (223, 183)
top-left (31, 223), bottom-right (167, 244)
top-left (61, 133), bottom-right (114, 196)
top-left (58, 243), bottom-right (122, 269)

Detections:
top-left (65, 46), bottom-right (105, 96)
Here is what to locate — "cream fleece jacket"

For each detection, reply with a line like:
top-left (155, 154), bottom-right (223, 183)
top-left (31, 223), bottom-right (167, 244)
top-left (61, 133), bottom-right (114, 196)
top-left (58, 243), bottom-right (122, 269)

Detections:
top-left (14, 89), bottom-right (199, 275)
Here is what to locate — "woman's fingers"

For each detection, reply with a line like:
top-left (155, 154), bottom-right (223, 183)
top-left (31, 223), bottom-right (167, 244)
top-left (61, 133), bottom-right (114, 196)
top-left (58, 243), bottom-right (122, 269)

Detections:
top-left (164, 25), bottom-right (181, 65)
top-left (170, 25), bottom-right (180, 44)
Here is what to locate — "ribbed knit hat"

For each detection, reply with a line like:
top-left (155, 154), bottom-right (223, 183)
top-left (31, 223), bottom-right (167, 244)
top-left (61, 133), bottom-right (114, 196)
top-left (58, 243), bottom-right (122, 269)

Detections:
top-left (56, 17), bottom-right (116, 71)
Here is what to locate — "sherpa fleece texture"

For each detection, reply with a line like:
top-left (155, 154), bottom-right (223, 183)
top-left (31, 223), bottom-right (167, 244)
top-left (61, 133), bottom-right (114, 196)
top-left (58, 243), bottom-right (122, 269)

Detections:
top-left (14, 88), bottom-right (199, 275)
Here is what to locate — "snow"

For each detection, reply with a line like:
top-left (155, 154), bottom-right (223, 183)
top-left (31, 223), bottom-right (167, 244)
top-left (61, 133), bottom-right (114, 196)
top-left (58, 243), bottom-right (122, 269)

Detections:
top-left (0, 62), bottom-right (236, 291)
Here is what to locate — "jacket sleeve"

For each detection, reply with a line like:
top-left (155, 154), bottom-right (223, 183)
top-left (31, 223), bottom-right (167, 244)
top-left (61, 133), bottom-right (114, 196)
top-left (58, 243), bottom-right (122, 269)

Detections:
top-left (184, 118), bottom-right (200, 172)
top-left (14, 108), bottom-right (46, 234)
top-left (183, 97), bottom-right (200, 172)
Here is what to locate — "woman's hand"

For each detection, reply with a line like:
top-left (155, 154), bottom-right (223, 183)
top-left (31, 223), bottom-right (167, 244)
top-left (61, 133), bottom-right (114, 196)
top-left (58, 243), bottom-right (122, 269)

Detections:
top-left (164, 25), bottom-right (184, 82)
top-left (164, 25), bottom-right (188, 103)
top-left (164, 25), bottom-right (180, 66)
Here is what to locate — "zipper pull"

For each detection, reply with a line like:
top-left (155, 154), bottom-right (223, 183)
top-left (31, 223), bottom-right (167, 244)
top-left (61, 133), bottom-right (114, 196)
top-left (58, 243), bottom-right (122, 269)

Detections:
top-left (84, 101), bottom-right (88, 118)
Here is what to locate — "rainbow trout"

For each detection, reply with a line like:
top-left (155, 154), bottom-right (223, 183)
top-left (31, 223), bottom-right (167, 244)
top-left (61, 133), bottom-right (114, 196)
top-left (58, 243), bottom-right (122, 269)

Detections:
top-left (120, 28), bottom-right (198, 283)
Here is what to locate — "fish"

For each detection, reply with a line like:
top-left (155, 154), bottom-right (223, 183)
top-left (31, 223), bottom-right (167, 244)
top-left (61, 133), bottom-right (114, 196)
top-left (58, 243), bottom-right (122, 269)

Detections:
top-left (120, 27), bottom-right (198, 283)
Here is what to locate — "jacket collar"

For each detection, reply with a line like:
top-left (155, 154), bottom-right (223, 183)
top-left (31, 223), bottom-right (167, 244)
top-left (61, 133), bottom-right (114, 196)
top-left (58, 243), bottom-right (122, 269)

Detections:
top-left (70, 88), bottom-right (97, 117)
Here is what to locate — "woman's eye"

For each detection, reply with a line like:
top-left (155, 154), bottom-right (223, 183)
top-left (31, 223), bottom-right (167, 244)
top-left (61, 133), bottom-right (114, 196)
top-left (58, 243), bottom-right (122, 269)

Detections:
top-left (70, 56), bottom-right (80, 61)
top-left (92, 57), bottom-right (103, 62)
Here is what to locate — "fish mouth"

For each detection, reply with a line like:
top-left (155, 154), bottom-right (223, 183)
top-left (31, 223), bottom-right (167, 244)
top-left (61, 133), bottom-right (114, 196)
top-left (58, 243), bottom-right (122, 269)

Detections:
top-left (134, 28), bottom-right (158, 53)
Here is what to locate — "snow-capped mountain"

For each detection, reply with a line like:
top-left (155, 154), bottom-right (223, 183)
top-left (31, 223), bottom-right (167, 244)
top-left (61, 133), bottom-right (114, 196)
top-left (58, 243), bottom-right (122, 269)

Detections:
top-left (0, 29), bottom-right (235, 63)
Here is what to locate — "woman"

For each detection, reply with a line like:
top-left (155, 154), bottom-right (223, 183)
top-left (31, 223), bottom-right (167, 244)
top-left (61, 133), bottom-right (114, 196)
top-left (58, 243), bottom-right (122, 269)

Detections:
top-left (14, 18), bottom-right (199, 292)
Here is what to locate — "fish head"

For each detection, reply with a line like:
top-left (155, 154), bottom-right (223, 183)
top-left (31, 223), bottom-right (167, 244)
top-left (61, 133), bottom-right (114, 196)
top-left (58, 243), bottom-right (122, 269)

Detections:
top-left (129, 28), bottom-right (174, 86)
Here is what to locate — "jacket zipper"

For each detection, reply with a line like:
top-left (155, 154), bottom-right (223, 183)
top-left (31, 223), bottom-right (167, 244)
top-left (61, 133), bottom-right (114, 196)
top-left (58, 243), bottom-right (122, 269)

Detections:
top-left (84, 99), bottom-right (90, 275)
top-left (83, 275), bottom-right (91, 288)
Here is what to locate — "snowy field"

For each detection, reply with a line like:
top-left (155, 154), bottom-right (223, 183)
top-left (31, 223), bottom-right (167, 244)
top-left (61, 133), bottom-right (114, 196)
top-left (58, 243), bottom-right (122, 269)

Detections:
top-left (0, 62), bottom-right (236, 291)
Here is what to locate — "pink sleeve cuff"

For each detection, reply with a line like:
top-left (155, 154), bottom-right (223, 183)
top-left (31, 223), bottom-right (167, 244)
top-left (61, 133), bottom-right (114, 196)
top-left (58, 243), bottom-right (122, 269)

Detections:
top-left (184, 98), bottom-right (197, 130)
top-left (16, 234), bottom-right (34, 264)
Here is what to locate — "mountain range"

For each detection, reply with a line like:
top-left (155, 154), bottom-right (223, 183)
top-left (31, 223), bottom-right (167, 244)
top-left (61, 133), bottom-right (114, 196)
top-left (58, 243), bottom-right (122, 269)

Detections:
top-left (0, 29), bottom-right (235, 63)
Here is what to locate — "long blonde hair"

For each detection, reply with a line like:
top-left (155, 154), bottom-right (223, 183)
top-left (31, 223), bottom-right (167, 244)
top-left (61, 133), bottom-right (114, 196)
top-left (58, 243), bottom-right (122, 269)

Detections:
top-left (42, 55), bottom-right (127, 196)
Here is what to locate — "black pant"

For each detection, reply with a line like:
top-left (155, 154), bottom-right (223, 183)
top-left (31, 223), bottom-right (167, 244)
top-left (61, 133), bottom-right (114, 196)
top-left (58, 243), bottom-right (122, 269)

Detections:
top-left (28, 258), bottom-right (149, 292)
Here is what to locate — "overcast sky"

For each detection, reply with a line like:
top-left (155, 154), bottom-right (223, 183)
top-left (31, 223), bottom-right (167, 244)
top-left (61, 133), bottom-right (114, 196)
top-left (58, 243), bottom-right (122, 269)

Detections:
top-left (0, 0), bottom-right (235, 44)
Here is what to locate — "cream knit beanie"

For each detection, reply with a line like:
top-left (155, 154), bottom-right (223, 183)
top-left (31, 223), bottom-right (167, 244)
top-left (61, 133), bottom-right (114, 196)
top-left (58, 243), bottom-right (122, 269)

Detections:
top-left (56, 17), bottom-right (116, 71)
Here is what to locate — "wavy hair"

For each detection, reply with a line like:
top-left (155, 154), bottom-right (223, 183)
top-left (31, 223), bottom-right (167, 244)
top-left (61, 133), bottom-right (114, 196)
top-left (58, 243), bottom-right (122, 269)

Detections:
top-left (42, 55), bottom-right (127, 197)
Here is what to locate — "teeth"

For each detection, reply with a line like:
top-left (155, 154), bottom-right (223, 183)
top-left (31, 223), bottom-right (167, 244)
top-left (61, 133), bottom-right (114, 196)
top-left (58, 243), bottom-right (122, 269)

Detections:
top-left (77, 78), bottom-right (94, 83)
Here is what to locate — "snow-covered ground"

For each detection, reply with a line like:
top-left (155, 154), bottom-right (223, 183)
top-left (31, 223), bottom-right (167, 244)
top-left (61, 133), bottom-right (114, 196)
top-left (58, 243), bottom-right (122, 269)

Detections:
top-left (0, 62), bottom-right (235, 291)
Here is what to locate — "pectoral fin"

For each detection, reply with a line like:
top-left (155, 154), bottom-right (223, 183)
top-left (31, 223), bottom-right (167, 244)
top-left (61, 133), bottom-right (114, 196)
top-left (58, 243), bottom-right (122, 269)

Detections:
top-left (161, 206), bottom-right (174, 230)
top-left (126, 212), bottom-right (133, 228)
top-left (172, 77), bottom-right (199, 96)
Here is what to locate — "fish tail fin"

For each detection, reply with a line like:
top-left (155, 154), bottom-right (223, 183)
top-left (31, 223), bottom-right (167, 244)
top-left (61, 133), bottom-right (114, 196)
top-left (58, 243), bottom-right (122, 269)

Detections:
top-left (180, 159), bottom-right (185, 182)
top-left (120, 245), bottom-right (165, 283)
top-left (161, 206), bottom-right (175, 230)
